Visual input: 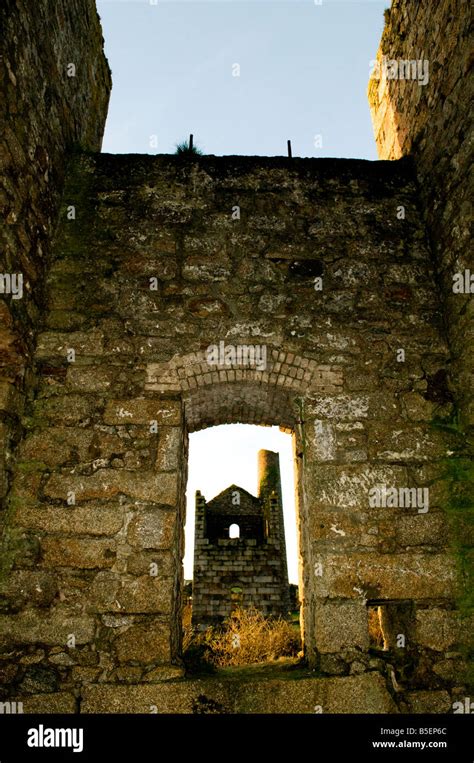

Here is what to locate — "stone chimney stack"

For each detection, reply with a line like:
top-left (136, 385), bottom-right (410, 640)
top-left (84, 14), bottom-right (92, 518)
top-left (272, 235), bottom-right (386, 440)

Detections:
top-left (257, 449), bottom-right (282, 504)
top-left (257, 449), bottom-right (290, 612)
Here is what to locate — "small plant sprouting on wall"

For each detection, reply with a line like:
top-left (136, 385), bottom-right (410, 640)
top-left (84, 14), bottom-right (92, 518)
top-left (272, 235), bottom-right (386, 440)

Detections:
top-left (175, 138), bottom-right (203, 156)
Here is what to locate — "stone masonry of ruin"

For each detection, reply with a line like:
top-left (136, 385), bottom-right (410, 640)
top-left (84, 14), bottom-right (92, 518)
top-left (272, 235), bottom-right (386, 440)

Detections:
top-left (192, 449), bottom-right (290, 627)
top-left (0, 0), bottom-right (471, 713)
top-left (368, 0), bottom-right (473, 435)
top-left (0, 0), bottom-right (111, 542)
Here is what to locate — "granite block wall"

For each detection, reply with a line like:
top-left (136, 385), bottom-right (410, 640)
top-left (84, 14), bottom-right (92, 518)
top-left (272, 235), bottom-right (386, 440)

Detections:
top-left (0, 0), bottom-right (111, 533)
top-left (0, 153), bottom-right (468, 712)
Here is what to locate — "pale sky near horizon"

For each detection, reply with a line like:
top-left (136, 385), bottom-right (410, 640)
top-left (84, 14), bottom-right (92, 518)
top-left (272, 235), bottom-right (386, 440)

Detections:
top-left (95, 0), bottom-right (387, 584)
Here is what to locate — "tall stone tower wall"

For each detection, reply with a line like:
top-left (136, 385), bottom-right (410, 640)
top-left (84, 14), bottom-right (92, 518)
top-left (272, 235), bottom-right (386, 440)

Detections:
top-left (368, 0), bottom-right (472, 432)
top-left (368, 3), bottom-right (473, 683)
top-left (0, 0), bottom-right (111, 534)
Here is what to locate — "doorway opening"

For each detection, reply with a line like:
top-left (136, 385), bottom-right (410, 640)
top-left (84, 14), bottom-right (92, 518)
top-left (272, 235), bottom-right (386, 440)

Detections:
top-left (182, 423), bottom-right (302, 672)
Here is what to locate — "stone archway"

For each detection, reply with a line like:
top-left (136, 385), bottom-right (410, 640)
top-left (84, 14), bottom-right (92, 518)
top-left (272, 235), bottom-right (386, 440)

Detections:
top-left (146, 346), bottom-right (346, 664)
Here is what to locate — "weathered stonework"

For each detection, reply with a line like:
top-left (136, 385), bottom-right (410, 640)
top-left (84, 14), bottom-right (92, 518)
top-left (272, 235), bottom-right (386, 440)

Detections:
top-left (0, 0), bottom-right (111, 539)
top-left (0, 148), bottom-right (467, 713)
top-left (0, 0), bottom-right (471, 714)
top-left (368, 0), bottom-right (472, 426)
top-left (367, 0), bottom-right (473, 697)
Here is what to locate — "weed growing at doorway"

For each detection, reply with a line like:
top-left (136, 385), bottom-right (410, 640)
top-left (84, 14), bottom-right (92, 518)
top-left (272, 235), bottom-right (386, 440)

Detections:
top-left (183, 607), bottom-right (300, 673)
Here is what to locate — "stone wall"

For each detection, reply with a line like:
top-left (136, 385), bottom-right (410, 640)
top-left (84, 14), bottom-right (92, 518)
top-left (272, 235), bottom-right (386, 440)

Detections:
top-left (367, 0), bottom-right (473, 700)
top-left (367, 0), bottom-right (473, 431)
top-left (0, 1), bottom-right (111, 534)
top-left (0, 152), bottom-right (469, 712)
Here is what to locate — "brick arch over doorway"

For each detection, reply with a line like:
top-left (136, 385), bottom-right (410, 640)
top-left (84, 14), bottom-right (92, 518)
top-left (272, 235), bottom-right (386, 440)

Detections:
top-left (185, 381), bottom-right (297, 431)
top-left (145, 346), bottom-right (343, 430)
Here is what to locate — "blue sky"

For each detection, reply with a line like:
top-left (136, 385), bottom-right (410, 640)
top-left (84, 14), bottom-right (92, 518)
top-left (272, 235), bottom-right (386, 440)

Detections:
top-left (97, 0), bottom-right (387, 158)
top-left (95, 0), bottom-right (388, 583)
